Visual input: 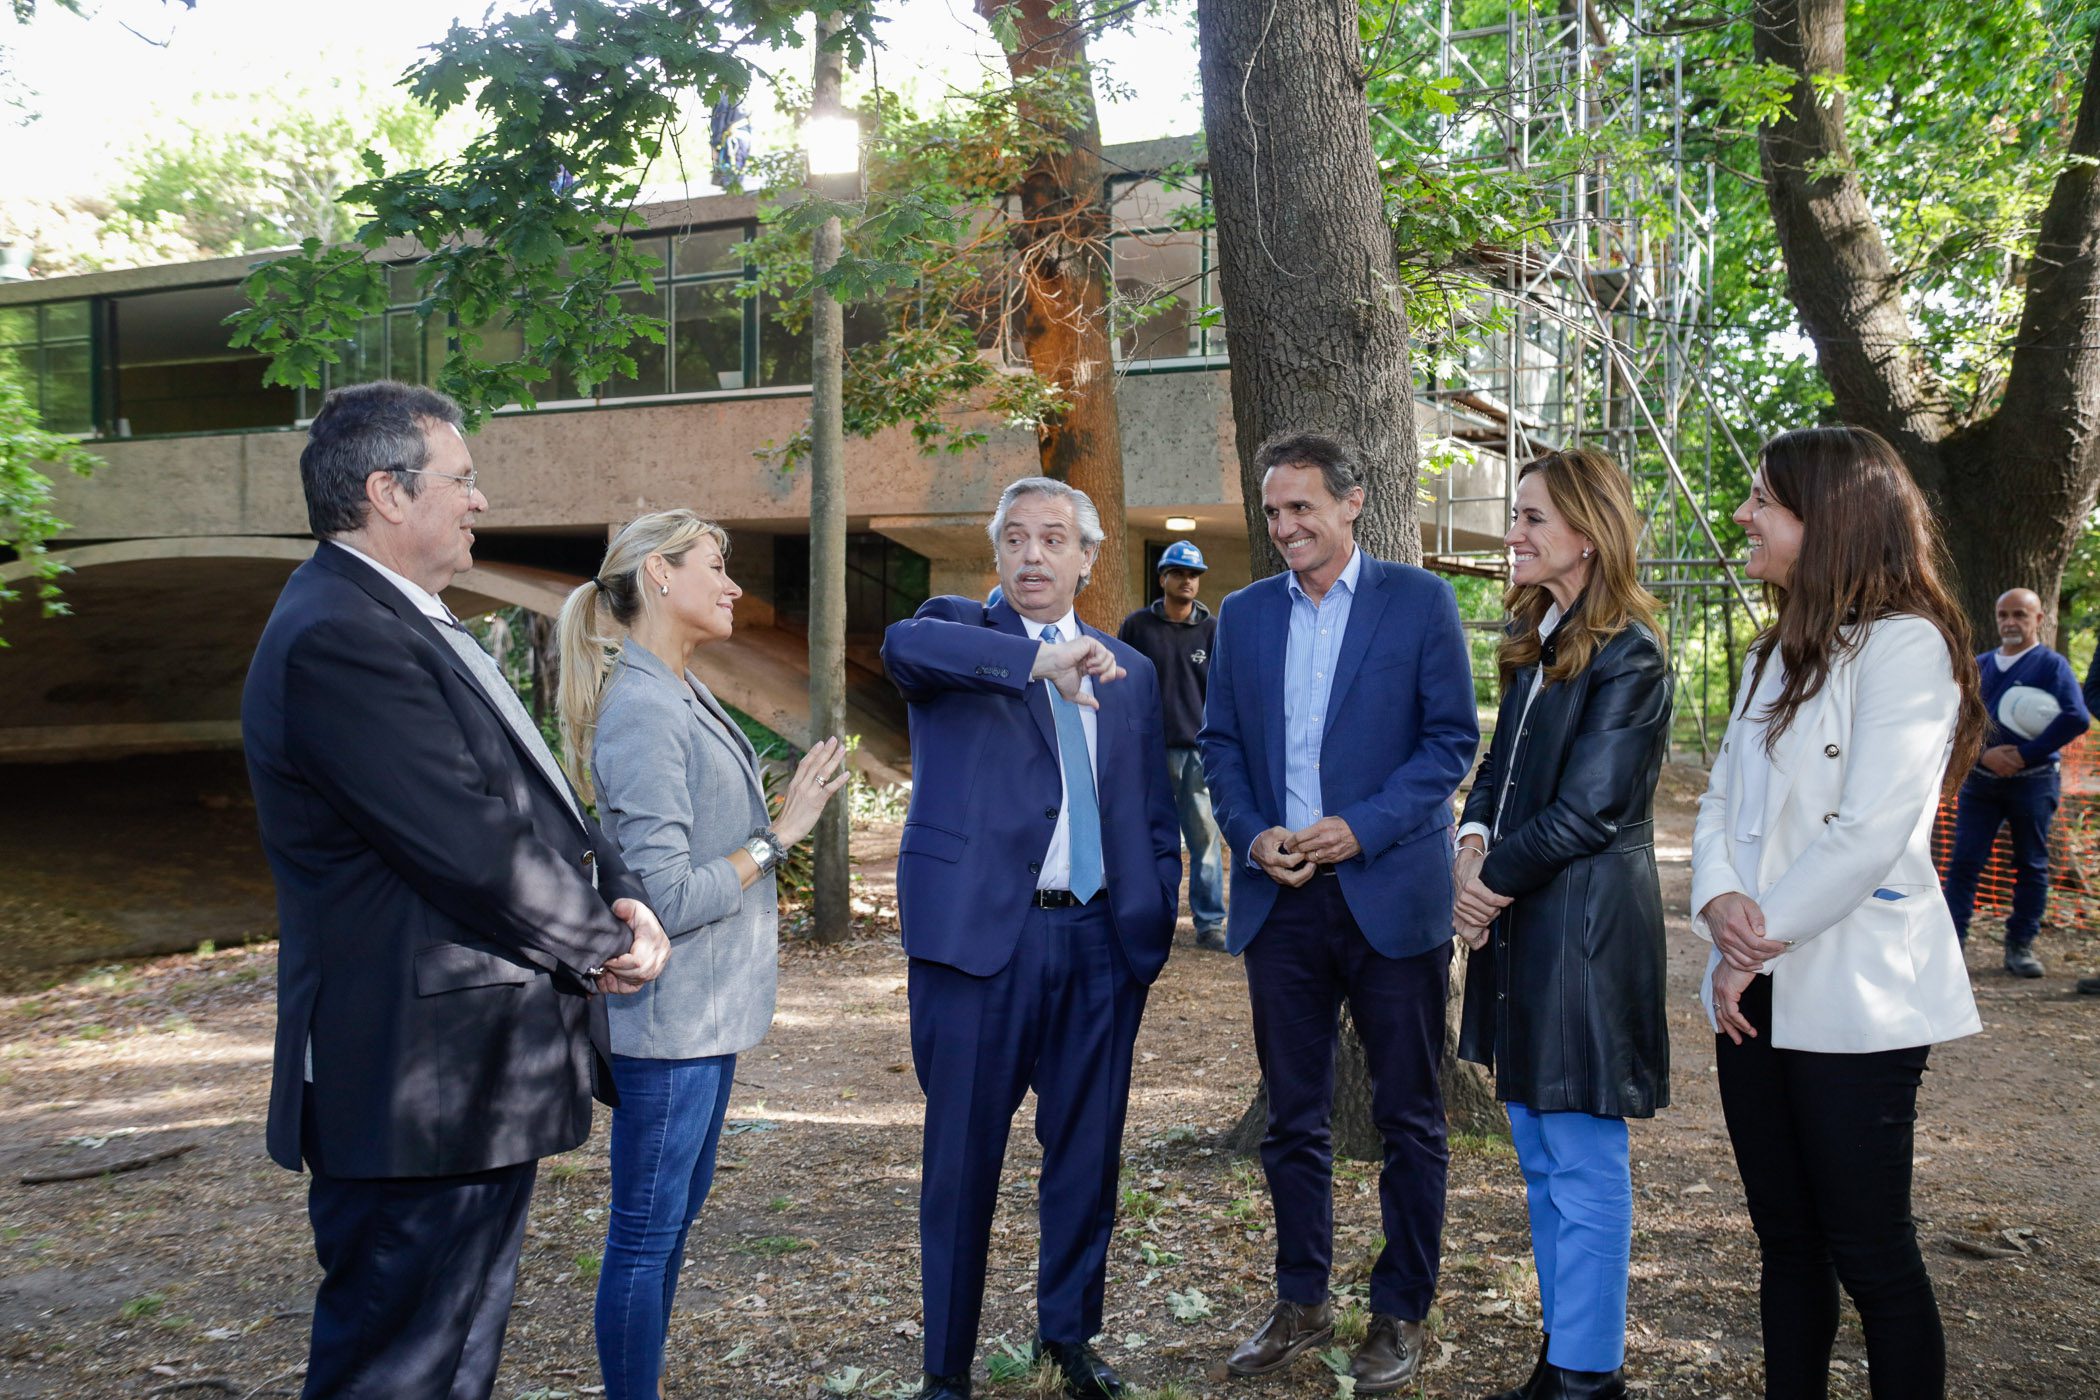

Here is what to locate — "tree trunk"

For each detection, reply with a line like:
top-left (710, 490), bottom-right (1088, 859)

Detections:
top-left (806, 14), bottom-right (852, 944)
top-left (977, 0), bottom-right (1132, 630)
top-left (1753, 2), bottom-right (2100, 641)
top-left (1198, 0), bottom-right (1502, 1147)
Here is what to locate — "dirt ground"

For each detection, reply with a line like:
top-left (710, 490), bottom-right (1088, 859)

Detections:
top-left (2, 758), bottom-right (2098, 1399)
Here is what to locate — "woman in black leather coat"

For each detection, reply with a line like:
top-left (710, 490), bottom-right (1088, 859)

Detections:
top-left (1451, 447), bottom-right (1673, 1400)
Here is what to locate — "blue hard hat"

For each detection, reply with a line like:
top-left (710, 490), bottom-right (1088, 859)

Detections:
top-left (1158, 540), bottom-right (1208, 574)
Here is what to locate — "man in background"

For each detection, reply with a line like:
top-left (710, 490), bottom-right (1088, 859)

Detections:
top-left (1120, 540), bottom-right (1228, 950)
top-left (1942, 586), bottom-right (2091, 978)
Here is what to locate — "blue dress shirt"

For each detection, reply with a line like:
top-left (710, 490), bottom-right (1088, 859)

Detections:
top-left (1281, 546), bottom-right (1363, 831)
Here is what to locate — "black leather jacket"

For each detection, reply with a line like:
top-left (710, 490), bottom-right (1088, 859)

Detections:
top-left (1457, 619), bottom-right (1673, 1119)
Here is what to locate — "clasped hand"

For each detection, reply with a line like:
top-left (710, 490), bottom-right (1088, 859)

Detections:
top-left (596, 898), bottom-right (671, 995)
top-left (1701, 890), bottom-right (1787, 971)
top-left (1251, 818), bottom-right (1362, 887)
top-left (1450, 843), bottom-right (1502, 949)
top-left (1031, 637), bottom-right (1125, 708)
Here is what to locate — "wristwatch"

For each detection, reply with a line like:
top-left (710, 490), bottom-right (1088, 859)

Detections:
top-left (743, 826), bottom-right (785, 875)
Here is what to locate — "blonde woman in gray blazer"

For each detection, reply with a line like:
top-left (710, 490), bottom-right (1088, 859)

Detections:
top-left (557, 509), bottom-right (847, 1400)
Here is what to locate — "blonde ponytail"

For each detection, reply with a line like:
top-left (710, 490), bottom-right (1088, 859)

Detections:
top-left (555, 508), bottom-right (727, 804)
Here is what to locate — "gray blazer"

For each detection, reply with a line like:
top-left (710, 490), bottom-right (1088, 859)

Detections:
top-left (591, 641), bottom-right (776, 1059)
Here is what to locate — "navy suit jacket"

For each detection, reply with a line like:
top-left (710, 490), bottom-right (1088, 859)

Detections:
top-left (243, 543), bottom-right (646, 1178)
top-left (881, 595), bottom-right (1182, 984)
top-left (1200, 554), bottom-right (1479, 958)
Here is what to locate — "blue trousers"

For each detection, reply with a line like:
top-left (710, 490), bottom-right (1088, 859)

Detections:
top-left (1166, 746), bottom-right (1227, 934)
top-left (909, 898), bottom-right (1148, 1377)
top-left (1506, 1103), bottom-right (1632, 1371)
top-left (594, 1052), bottom-right (737, 1400)
top-left (1243, 874), bottom-right (1450, 1320)
top-left (1941, 767), bottom-right (2058, 947)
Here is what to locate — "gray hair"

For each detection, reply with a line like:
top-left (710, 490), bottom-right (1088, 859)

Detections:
top-left (300, 380), bottom-right (465, 538)
top-left (988, 476), bottom-right (1105, 593)
top-left (988, 476), bottom-right (1106, 551)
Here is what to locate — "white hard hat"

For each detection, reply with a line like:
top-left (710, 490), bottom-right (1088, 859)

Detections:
top-left (1997, 685), bottom-right (2063, 741)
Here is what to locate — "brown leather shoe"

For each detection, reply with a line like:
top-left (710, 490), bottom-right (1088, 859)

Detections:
top-left (1350, 1314), bottom-right (1427, 1394)
top-left (1224, 1298), bottom-right (1334, 1377)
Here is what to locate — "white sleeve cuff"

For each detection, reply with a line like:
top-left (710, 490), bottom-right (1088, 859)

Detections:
top-left (1456, 821), bottom-right (1491, 850)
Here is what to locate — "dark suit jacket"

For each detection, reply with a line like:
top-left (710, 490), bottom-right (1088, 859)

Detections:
top-left (880, 595), bottom-right (1181, 984)
top-left (1200, 554), bottom-right (1479, 958)
top-left (242, 542), bottom-right (645, 1179)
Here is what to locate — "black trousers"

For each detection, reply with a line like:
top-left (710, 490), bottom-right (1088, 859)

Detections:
top-left (301, 1107), bottom-right (538, 1400)
top-left (1243, 873), bottom-right (1451, 1320)
top-left (1715, 976), bottom-right (1942, 1400)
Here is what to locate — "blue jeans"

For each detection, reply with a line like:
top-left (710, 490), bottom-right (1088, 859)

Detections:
top-left (1506, 1102), bottom-right (1632, 1372)
top-left (1167, 745), bottom-right (1226, 934)
top-left (595, 1052), bottom-right (736, 1400)
top-left (1941, 767), bottom-right (2058, 947)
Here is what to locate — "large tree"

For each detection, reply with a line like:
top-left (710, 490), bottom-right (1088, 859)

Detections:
top-left (1197, 0), bottom-right (1501, 1143)
top-left (1749, 0), bottom-right (2100, 635)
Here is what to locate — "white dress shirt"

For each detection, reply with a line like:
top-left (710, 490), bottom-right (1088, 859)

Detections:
top-left (1022, 608), bottom-right (1100, 892)
top-left (330, 539), bottom-right (453, 624)
top-left (1458, 602), bottom-right (1563, 850)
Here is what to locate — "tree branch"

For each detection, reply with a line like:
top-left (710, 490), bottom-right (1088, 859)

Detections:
top-left (1751, 0), bottom-right (1950, 475)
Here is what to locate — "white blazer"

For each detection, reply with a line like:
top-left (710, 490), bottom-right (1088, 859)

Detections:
top-left (1690, 614), bottom-right (1981, 1053)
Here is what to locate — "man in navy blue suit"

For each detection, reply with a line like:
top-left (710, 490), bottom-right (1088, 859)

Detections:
top-left (882, 477), bottom-right (1181, 1400)
top-left (1201, 433), bottom-right (1479, 1395)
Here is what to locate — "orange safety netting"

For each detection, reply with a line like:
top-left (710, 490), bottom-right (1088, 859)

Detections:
top-left (1929, 733), bottom-right (2100, 932)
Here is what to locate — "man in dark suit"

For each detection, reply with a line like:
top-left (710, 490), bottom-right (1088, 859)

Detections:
top-left (241, 381), bottom-right (671, 1399)
top-left (1200, 432), bottom-right (1478, 1395)
top-left (881, 477), bottom-right (1181, 1400)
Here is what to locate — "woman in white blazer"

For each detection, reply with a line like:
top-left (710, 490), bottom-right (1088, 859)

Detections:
top-left (1690, 426), bottom-right (1986, 1400)
top-left (555, 510), bottom-right (848, 1400)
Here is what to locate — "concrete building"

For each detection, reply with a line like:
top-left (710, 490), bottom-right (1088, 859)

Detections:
top-left (0, 142), bottom-right (1505, 777)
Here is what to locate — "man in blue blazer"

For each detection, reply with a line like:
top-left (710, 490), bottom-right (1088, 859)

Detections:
top-left (1201, 433), bottom-right (1478, 1395)
top-left (882, 477), bottom-right (1181, 1400)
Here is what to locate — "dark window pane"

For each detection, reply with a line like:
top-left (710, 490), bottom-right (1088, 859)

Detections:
top-left (332, 315), bottom-right (384, 388)
top-left (42, 300), bottom-right (90, 340)
top-left (672, 226), bottom-right (746, 277)
top-left (1112, 233), bottom-right (1200, 361)
top-left (113, 282), bottom-right (296, 434)
top-left (845, 302), bottom-right (891, 351)
top-left (599, 284), bottom-right (669, 397)
top-left (0, 307), bottom-right (34, 345)
top-left (387, 311), bottom-right (425, 382)
top-left (43, 341), bottom-right (93, 433)
top-left (672, 281), bottom-right (746, 392)
top-left (759, 292), bottom-right (811, 386)
top-left (388, 264), bottom-right (422, 306)
top-left (469, 319), bottom-right (524, 365)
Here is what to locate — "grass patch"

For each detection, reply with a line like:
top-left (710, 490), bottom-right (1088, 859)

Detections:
top-left (118, 1293), bottom-right (165, 1320)
top-left (739, 1234), bottom-right (812, 1258)
top-left (1450, 1129), bottom-right (1517, 1161)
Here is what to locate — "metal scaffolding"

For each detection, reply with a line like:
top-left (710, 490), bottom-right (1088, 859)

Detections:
top-left (1393, 0), bottom-right (1760, 759)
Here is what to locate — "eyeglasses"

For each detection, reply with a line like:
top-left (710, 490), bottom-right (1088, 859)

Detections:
top-left (396, 467), bottom-right (480, 494)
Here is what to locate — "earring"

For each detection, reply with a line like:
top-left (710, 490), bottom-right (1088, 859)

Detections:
top-left (1582, 548), bottom-right (1592, 558)
top-left (659, 582), bottom-right (670, 596)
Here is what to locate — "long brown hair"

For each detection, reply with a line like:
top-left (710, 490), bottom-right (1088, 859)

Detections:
top-left (1742, 426), bottom-right (1985, 783)
top-left (1498, 447), bottom-right (1665, 686)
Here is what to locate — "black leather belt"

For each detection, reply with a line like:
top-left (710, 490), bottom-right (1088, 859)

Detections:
top-left (1315, 863), bottom-right (1341, 877)
top-left (1031, 889), bottom-right (1100, 909)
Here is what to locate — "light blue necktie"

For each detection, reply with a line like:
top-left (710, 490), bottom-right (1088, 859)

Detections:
top-left (1040, 624), bottom-right (1104, 903)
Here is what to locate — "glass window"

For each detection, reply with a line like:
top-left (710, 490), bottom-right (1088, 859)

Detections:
top-left (759, 291), bottom-right (811, 387)
top-left (112, 284), bottom-right (295, 435)
top-left (673, 281), bottom-right (746, 392)
top-left (597, 284), bottom-right (670, 398)
top-left (0, 300), bottom-right (96, 433)
top-left (1111, 232), bottom-right (1201, 362)
top-left (1110, 176), bottom-right (1201, 233)
top-left (673, 226), bottom-right (746, 277)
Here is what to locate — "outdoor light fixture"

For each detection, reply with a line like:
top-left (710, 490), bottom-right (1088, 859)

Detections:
top-left (1165, 516), bottom-right (1198, 532)
top-left (803, 115), bottom-right (861, 179)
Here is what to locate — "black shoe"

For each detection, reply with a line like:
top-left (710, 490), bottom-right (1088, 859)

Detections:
top-left (2006, 943), bottom-right (2045, 978)
top-left (912, 1372), bottom-right (971, 1400)
top-left (1349, 1314), bottom-right (1427, 1395)
top-left (1195, 927), bottom-right (1228, 952)
top-left (1530, 1362), bottom-right (1626, 1400)
top-left (1484, 1333), bottom-right (1550, 1399)
top-left (2078, 974), bottom-right (2100, 995)
top-left (1225, 1298), bottom-right (1334, 1377)
top-left (1033, 1339), bottom-right (1124, 1398)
